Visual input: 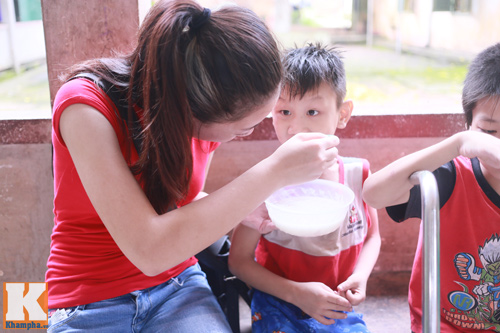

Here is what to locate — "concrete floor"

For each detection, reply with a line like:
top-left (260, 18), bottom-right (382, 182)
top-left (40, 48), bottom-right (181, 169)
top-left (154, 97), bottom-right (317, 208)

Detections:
top-left (357, 295), bottom-right (411, 332)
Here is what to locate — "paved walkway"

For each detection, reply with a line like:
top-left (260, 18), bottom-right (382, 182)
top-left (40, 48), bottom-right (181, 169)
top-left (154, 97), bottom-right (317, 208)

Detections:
top-left (0, 43), bottom-right (470, 120)
top-left (0, 61), bottom-right (52, 120)
top-left (342, 44), bottom-right (466, 116)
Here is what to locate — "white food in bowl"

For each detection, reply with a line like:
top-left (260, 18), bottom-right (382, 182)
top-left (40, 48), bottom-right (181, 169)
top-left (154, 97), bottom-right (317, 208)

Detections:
top-left (265, 179), bottom-right (355, 237)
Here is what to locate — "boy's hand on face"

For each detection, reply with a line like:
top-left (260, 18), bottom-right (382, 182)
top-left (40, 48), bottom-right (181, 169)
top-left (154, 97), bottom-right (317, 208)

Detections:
top-left (458, 131), bottom-right (500, 161)
top-left (458, 131), bottom-right (500, 178)
top-left (337, 273), bottom-right (367, 306)
top-left (290, 281), bottom-right (352, 325)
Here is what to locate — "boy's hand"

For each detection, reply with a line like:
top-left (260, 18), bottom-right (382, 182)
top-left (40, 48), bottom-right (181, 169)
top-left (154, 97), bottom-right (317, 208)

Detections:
top-left (291, 281), bottom-right (352, 325)
top-left (337, 273), bottom-right (367, 306)
top-left (458, 131), bottom-right (500, 178)
top-left (240, 203), bottom-right (276, 234)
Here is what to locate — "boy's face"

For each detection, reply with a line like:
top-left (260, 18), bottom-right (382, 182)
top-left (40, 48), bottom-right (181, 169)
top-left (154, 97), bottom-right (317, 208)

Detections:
top-left (470, 96), bottom-right (500, 139)
top-left (271, 82), bottom-right (352, 144)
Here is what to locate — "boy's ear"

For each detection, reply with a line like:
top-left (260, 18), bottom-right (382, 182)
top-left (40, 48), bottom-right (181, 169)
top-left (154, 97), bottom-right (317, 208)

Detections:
top-left (337, 100), bottom-right (353, 129)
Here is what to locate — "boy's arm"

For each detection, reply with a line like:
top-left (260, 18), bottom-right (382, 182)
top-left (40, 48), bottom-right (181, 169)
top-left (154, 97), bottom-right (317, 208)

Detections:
top-left (337, 205), bottom-right (381, 305)
top-left (362, 131), bottom-right (500, 209)
top-left (228, 223), bottom-right (352, 325)
top-left (228, 224), bottom-right (295, 304)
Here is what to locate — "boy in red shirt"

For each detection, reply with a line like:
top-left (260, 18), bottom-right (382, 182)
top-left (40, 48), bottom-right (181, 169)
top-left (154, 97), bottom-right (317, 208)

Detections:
top-left (229, 43), bottom-right (381, 333)
top-left (363, 43), bottom-right (500, 332)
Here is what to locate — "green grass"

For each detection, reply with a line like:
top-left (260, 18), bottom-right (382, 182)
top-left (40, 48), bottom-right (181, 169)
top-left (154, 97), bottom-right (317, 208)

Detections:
top-left (0, 69), bottom-right (18, 83)
top-left (384, 65), bottom-right (468, 84)
top-left (0, 64), bottom-right (51, 107)
top-left (346, 82), bottom-right (389, 102)
top-left (346, 64), bottom-right (467, 102)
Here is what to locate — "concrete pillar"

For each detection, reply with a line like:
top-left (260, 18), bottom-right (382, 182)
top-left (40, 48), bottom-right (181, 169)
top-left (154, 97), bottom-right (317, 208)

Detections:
top-left (366, 0), bottom-right (374, 47)
top-left (4, 0), bottom-right (20, 73)
top-left (40, 0), bottom-right (149, 106)
top-left (272, 0), bottom-right (291, 33)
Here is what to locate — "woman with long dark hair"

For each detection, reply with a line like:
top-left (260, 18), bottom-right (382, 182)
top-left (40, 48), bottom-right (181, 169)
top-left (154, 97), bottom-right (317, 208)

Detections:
top-left (46, 1), bottom-right (338, 331)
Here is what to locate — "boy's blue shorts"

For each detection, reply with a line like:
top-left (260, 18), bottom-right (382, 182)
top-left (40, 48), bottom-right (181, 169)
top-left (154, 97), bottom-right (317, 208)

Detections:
top-left (251, 289), bottom-right (370, 333)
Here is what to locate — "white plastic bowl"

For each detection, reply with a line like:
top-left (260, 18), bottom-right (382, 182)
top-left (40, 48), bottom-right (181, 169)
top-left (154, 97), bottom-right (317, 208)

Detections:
top-left (265, 179), bottom-right (355, 237)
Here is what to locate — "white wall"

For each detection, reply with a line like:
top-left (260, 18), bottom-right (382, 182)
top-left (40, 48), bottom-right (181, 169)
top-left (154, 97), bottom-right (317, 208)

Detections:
top-left (0, 20), bottom-right (46, 70)
top-left (429, 1), bottom-right (500, 53)
top-left (0, 0), bottom-right (46, 72)
top-left (0, 20), bottom-right (46, 71)
top-left (373, 0), bottom-right (500, 55)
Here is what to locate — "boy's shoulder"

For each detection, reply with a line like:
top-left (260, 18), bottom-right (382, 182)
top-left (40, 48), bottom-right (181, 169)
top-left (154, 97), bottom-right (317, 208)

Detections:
top-left (340, 156), bottom-right (369, 165)
top-left (456, 156), bottom-right (500, 206)
top-left (340, 156), bottom-right (370, 183)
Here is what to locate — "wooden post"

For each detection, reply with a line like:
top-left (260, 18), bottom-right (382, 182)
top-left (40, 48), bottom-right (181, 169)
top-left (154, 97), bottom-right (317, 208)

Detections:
top-left (40, 0), bottom-right (148, 106)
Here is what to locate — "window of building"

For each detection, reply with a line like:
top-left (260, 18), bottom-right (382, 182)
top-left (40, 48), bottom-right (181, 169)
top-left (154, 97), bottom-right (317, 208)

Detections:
top-left (403, 0), bottom-right (416, 12)
top-left (14, 0), bottom-right (42, 22)
top-left (433, 0), bottom-right (472, 12)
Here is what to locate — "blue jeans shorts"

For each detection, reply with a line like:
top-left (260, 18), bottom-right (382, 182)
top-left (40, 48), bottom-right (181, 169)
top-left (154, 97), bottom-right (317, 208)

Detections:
top-left (251, 289), bottom-right (370, 333)
top-left (47, 263), bottom-right (232, 332)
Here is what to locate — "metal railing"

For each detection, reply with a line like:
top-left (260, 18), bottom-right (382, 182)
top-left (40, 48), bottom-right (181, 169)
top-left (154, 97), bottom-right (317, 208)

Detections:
top-left (410, 171), bottom-right (440, 333)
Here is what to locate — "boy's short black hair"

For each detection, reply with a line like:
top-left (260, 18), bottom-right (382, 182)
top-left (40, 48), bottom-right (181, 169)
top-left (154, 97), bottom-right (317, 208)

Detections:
top-left (281, 42), bottom-right (346, 107)
top-left (462, 43), bottom-right (500, 128)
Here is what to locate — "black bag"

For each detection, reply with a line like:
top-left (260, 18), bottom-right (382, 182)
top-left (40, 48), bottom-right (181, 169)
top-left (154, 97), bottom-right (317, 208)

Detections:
top-left (195, 235), bottom-right (252, 333)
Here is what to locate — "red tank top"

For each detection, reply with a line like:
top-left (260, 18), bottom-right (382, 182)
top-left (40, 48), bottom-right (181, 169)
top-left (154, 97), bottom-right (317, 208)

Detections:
top-left (47, 79), bottom-right (219, 308)
top-left (402, 157), bottom-right (500, 332)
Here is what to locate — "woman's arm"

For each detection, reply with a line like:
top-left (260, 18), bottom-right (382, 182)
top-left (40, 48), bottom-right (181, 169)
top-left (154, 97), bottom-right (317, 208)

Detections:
top-left (60, 104), bottom-right (339, 276)
top-left (228, 224), bottom-right (352, 325)
top-left (337, 205), bottom-right (381, 306)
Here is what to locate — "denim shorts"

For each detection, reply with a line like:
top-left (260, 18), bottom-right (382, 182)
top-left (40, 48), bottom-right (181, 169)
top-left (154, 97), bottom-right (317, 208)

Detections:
top-left (251, 289), bottom-right (370, 333)
top-left (48, 263), bottom-right (232, 332)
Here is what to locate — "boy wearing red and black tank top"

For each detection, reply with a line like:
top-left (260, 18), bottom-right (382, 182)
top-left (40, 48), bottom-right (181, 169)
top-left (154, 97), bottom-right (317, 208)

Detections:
top-left (363, 43), bottom-right (500, 332)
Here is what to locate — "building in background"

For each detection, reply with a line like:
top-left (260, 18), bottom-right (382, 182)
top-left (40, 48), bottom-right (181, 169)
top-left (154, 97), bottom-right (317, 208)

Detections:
top-left (0, 0), bottom-right (45, 72)
top-left (373, 0), bottom-right (500, 58)
top-left (198, 0), bottom-right (500, 58)
top-left (1, 0), bottom-right (500, 72)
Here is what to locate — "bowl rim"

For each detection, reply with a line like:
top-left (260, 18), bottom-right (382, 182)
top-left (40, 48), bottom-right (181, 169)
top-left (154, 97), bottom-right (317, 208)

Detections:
top-left (264, 179), bottom-right (355, 214)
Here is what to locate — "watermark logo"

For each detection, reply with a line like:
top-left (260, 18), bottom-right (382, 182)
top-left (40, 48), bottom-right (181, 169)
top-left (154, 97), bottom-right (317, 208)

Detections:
top-left (3, 282), bottom-right (48, 330)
